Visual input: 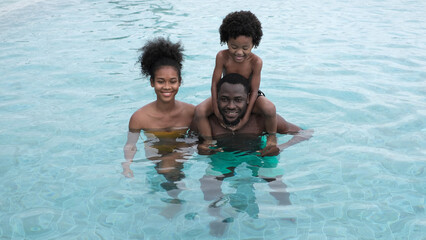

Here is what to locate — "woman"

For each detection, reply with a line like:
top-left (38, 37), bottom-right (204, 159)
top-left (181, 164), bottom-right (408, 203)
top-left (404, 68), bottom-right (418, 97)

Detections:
top-left (128, 37), bottom-right (194, 132)
top-left (123, 37), bottom-right (195, 209)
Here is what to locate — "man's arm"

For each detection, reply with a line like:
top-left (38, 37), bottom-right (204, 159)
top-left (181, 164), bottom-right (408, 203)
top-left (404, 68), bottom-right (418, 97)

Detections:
top-left (259, 114), bottom-right (313, 156)
top-left (195, 115), bottom-right (225, 155)
top-left (277, 129), bottom-right (313, 151)
top-left (277, 114), bottom-right (301, 134)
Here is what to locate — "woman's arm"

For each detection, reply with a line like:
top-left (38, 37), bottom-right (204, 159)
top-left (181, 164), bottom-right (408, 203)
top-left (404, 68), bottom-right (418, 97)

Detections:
top-left (122, 113), bottom-right (143, 177)
top-left (122, 130), bottom-right (141, 177)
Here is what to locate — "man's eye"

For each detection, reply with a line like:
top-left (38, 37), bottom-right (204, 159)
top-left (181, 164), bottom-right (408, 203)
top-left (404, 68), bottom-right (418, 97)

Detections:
top-left (220, 98), bottom-right (228, 102)
top-left (234, 98), bottom-right (242, 103)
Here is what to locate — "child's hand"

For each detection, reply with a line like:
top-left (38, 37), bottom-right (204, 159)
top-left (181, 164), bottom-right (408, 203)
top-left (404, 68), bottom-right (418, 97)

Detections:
top-left (227, 116), bottom-right (249, 131)
top-left (213, 108), bottom-right (228, 129)
top-left (213, 108), bottom-right (224, 122)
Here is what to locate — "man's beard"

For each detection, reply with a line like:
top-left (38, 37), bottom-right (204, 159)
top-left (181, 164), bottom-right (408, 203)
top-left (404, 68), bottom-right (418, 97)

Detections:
top-left (219, 105), bottom-right (243, 127)
top-left (223, 116), bottom-right (240, 127)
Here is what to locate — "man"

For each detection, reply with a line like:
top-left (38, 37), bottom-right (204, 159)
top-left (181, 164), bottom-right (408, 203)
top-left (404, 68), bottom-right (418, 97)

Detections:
top-left (193, 73), bottom-right (312, 236)
top-left (194, 73), bottom-right (312, 156)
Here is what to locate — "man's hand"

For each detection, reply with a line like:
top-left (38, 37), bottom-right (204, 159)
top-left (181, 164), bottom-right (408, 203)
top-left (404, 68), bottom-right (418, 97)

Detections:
top-left (257, 145), bottom-right (280, 157)
top-left (197, 140), bottom-right (223, 155)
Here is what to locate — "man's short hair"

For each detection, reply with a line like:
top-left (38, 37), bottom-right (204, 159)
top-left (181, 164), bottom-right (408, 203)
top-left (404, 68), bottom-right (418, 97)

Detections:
top-left (217, 73), bottom-right (250, 94)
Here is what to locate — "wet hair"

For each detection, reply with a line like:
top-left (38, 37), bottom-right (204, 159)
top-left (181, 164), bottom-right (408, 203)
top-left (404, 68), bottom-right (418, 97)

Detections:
top-left (217, 73), bottom-right (250, 94)
top-left (138, 37), bottom-right (184, 81)
top-left (219, 10), bottom-right (263, 47)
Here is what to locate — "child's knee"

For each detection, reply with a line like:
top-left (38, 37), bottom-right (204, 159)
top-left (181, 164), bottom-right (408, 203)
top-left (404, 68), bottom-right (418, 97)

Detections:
top-left (262, 101), bottom-right (276, 117)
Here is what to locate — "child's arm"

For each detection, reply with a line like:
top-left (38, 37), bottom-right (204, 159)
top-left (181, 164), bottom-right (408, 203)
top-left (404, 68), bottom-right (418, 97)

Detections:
top-left (193, 51), bottom-right (225, 141)
top-left (211, 51), bottom-right (225, 121)
top-left (229, 57), bottom-right (263, 131)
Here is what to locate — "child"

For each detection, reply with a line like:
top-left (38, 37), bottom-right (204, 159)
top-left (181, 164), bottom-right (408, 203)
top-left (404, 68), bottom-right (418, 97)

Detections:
top-left (195, 10), bottom-right (277, 146)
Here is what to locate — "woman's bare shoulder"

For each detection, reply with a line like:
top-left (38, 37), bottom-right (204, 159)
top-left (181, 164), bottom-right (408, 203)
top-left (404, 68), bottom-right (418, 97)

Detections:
top-left (176, 101), bottom-right (195, 115)
top-left (180, 101), bottom-right (195, 109)
top-left (129, 103), bottom-right (155, 130)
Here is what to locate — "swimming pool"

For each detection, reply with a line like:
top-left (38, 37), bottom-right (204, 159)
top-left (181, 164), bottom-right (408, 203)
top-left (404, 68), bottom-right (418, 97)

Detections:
top-left (0, 0), bottom-right (425, 239)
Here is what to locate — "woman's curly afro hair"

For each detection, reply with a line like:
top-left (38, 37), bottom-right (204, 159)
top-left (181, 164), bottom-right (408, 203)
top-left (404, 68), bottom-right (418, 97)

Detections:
top-left (219, 11), bottom-right (263, 48)
top-left (138, 37), bottom-right (184, 80)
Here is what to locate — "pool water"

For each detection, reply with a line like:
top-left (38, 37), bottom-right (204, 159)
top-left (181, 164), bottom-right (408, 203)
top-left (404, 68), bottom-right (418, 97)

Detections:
top-left (1, 0), bottom-right (425, 239)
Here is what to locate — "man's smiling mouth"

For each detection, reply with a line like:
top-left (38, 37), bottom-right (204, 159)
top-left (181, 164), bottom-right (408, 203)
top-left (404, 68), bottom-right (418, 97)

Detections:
top-left (224, 110), bottom-right (239, 119)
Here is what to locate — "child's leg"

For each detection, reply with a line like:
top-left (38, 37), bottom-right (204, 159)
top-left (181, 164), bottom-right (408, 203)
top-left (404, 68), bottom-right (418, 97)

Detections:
top-left (253, 96), bottom-right (277, 145)
top-left (194, 97), bottom-right (214, 139)
top-left (253, 96), bottom-right (277, 134)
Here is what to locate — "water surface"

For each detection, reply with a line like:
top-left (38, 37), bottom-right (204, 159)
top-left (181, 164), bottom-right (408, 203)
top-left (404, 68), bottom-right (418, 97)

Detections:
top-left (0, 0), bottom-right (425, 239)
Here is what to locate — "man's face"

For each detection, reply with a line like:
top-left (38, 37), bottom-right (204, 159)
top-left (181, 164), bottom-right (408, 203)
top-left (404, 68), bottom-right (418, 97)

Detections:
top-left (217, 82), bottom-right (249, 126)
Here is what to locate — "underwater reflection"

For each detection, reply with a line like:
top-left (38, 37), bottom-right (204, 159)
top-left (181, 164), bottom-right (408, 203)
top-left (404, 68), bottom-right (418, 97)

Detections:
top-left (199, 134), bottom-right (291, 236)
top-left (122, 129), bottom-right (196, 218)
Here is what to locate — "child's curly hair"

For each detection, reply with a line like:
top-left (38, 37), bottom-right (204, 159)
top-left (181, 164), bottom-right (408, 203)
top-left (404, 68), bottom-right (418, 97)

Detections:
top-left (219, 11), bottom-right (263, 48)
top-left (138, 37), bottom-right (184, 81)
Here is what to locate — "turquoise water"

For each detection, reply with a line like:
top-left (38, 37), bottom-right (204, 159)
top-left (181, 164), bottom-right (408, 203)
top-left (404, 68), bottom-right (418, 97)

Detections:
top-left (1, 0), bottom-right (425, 239)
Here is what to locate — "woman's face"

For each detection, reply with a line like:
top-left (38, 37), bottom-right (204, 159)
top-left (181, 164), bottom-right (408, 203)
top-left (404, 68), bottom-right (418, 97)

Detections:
top-left (151, 66), bottom-right (181, 103)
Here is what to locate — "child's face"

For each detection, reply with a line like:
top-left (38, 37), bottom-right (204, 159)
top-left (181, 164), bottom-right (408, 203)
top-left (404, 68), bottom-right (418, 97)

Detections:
top-left (227, 36), bottom-right (254, 63)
